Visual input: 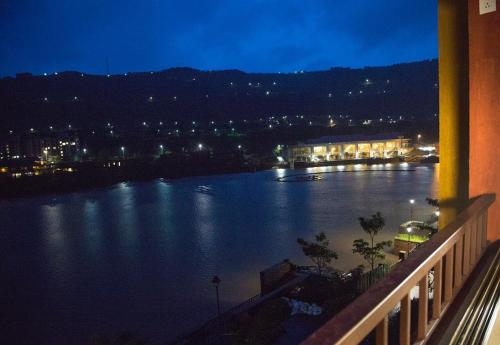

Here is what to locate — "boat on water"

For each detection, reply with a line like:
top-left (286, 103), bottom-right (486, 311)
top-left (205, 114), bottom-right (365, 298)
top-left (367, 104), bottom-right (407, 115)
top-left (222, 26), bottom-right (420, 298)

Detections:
top-left (276, 174), bottom-right (323, 182)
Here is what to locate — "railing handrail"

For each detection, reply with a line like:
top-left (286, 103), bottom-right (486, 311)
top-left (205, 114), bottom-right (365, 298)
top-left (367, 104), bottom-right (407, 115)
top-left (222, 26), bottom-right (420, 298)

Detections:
top-left (302, 193), bottom-right (495, 345)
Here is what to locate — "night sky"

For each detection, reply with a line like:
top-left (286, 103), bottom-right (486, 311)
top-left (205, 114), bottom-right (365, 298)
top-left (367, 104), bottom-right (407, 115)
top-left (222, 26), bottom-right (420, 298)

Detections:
top-left (0, 1), bottom-right (437, 76)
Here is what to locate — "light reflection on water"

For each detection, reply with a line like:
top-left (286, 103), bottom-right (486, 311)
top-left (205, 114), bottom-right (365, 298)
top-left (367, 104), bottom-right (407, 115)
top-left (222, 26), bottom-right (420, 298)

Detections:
top-left (0, 164), bottom-right (438, 345)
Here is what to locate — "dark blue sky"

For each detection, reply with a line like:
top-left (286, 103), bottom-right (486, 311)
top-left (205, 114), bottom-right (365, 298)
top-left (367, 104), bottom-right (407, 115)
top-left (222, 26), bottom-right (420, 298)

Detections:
top-left (0, 0), bottom-right (437, 76)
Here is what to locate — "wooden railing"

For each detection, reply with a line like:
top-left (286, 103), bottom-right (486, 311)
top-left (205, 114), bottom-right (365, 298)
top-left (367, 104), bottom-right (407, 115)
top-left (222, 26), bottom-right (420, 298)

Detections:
top-left (302, 194), bottom-right (496, 345)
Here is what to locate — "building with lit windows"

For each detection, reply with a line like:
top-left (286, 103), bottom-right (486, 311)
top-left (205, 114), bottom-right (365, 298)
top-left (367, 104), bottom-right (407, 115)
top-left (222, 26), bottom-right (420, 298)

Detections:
top-left (285, 133), bottom-right (411, 168)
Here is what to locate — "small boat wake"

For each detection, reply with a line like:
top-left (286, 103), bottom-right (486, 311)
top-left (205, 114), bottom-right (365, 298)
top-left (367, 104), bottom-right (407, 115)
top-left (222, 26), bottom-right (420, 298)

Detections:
top-left (195, 185), bottom-right (215, 194)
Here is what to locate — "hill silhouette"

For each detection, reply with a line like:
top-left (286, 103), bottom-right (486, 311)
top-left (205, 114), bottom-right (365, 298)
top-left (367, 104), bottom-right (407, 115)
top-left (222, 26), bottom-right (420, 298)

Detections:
top-left (0, 60), bottom-right (438, 131)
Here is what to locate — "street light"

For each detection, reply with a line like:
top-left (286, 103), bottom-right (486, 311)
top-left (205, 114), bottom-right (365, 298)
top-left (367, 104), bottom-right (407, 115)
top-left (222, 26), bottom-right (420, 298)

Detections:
top-left (435, 210), bottom-right (440, 217)
top-left (406, 226), bottom-right (412, 255)
top-left (159, 145), bottom-right (164, 155)
top-left (121, 146), bottom-right (125, 158)
top-left (198, 143), bottom-right (203, 150)
top-left (409, 199), bottom-right (415, 221)
top-left (212, 275), bottom-right (221, 319)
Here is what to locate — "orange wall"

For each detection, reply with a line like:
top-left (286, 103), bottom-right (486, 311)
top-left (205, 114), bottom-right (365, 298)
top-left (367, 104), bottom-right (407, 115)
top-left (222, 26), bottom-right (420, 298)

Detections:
top-left (469, 2), bottom-right (500, 240)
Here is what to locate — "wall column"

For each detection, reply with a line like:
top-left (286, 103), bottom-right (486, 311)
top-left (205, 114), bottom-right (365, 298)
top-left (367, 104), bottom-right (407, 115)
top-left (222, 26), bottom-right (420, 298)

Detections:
top-left (468, 0), bottom-right (500, 240)
top-left (438, 0), bottom-right (469, 229)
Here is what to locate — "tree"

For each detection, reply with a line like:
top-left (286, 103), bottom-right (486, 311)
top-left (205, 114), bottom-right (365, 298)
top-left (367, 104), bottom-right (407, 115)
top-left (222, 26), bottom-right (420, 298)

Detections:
top-left (352, 212), bottom-right (392, 283)
top-left (426, 198), bottom-right (439, 207)
top-left (297, 232), bottom-right (338, 275)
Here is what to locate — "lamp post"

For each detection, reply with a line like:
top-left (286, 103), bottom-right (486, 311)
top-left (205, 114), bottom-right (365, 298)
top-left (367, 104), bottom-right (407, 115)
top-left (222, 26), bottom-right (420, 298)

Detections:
top-left (212, 275), bottom-right (221, 318)
top-left (121, 146), bottom-right (125, 159)
top-left (406, 226), bottom-right (412, 255)
top-left (409, 199), bottom-right (415, 221)
top-left (159, 144), bottom-right (164, 155)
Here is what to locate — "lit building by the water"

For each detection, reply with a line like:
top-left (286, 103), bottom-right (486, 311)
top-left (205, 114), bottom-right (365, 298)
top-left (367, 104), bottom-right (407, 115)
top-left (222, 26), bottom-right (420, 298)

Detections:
top-left (285, 133), bottom-right (411, 167)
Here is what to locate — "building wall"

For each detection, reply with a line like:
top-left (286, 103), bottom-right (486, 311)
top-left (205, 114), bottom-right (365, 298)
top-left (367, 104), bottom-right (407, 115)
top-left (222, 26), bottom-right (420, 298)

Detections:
top-left (469, 2), bottom-right (500, 240)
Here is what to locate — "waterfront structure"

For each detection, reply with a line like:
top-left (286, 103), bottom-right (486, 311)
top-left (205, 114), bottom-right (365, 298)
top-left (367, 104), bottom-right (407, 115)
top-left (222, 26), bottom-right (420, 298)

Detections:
top-left (285, 133), bottom-right (411, 167)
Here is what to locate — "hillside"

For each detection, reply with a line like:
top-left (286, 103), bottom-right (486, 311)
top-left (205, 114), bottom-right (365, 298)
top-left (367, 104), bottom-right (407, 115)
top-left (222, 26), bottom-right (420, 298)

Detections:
top-left (0, 60), bottom-right (438, 131)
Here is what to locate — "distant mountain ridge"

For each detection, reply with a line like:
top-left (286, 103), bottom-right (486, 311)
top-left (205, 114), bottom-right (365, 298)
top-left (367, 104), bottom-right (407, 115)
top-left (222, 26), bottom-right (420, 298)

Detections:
top-left (0, 60), bottom-right (438, 131)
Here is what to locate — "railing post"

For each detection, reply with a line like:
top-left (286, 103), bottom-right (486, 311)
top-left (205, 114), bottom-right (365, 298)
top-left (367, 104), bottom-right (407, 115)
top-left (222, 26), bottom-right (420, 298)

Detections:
top-left (418, 274), bottom-right (429, 340)
top-left (454, 237), bottom-right (463, 290)
top-left (444, 249), bottom-right (454, 303)
top-left (476, 214), bottom-right (482, 258)
top-left (433, 259), bottom-right (442, 319)
top-left (400, 294), bottom-right (411, 345)
top-left (482, 212), bottom-right (488, 249)
top-left (376, 315), bottom-right (389, 345)
top-left (463, 223), bottom-right (471, 276)
top-left (470, 218), bottom-right (477, 267)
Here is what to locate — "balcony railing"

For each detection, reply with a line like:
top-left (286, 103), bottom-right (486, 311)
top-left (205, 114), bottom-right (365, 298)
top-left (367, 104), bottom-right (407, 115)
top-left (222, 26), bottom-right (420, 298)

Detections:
top-left (302, 194), bottom-right (496, 345)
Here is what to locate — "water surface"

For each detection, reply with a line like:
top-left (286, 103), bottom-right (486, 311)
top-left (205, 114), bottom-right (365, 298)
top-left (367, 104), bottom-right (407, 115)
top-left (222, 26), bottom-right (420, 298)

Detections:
top-left (0, 164), bottom-right (438, 344)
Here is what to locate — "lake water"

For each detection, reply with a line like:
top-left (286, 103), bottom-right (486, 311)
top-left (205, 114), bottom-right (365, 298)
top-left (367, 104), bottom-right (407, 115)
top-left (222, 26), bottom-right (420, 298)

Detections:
top-left (0, 164), bottom-right (438, 345)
